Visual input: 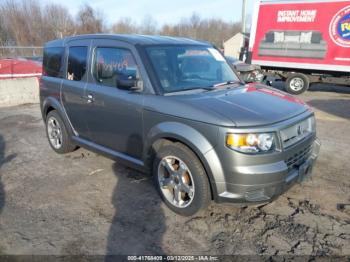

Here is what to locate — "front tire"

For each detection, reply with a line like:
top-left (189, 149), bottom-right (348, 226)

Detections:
top-left (153, 142), bottom-right (211, 216)
top-left (45, 110), bottom-right (76, 154)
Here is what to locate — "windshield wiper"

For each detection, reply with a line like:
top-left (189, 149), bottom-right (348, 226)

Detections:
top-left (213, 80), bottom-right (242, 88)
top-left (165, 81), bottom-right (243, 95)
top-left (180, 87), bottom-right (216, 92)
top-left (165, 87), bottom-right (215, 95)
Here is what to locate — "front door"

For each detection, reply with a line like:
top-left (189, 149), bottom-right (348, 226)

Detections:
top-left (84, 39), bottom-right (144, 159)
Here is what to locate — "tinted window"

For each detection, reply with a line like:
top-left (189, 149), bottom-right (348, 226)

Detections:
top-left (67, 46), bottom-right (88, 81)
top-left (93, 47), bottom-right (138, 88)
top-left (43, 47), bottom-right (64, 77)
top-left (146, 46), bottom-right (239, 93)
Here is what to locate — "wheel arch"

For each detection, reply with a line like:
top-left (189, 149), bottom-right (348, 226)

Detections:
top-left (144, 122), bottom-right (223, 200)
top-left (42, 97), bottom-right (75, 136)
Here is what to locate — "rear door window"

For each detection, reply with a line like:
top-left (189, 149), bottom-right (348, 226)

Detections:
top-left (67, 46), bottom-right (88, 81)
top-left (93, 47), bottom-right (138, 89)
top-left (43, 47), bottom-right (64, 77)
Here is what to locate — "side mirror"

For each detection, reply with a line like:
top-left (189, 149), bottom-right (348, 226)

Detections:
top-left (117, 75), bottom-right (143, 91)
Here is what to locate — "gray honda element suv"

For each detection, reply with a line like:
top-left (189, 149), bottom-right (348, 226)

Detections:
top-left (40, 34), bottom-right (320, 216)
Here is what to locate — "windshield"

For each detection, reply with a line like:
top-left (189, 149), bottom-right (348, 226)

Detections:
top-left (145, 45), bottom-right (240, 93)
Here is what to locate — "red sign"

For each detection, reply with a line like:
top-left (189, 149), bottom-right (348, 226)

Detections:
top-left (250, 0), bottom-right (350, 72)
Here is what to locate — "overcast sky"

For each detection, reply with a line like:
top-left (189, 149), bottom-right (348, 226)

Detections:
top-left (39, 0), bottom-right (257, 25)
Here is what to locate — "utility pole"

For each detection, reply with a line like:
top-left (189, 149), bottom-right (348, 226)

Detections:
top-left (242, 0), bottom-right (247, 34)
top-left (240, 0), bottom-right (247, 61)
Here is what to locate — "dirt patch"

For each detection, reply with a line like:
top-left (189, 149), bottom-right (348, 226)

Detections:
top-left (0, 88), bottom-right (349, 256)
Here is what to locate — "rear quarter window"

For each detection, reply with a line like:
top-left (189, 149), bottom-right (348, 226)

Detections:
top-left (43, 47), bottom-right (64, 77)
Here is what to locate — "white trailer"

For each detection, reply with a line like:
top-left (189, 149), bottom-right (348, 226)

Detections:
top-left (249, 0), bottom-right (350, 94)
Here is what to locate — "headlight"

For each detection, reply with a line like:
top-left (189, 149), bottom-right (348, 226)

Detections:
top-left (226, 133), bottom-right (275, 153)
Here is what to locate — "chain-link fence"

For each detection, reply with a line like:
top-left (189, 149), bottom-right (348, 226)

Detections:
top-left (0, 46), bottom-right (43, 59)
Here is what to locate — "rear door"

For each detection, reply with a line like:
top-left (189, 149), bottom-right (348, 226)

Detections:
top-left (83, 39), bottom-right (144, 159)
top-left (61, 39), bottom-right (91, 138)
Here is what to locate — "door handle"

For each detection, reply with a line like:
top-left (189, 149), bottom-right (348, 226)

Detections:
top-left (86, 94), bottom-right (94, 104)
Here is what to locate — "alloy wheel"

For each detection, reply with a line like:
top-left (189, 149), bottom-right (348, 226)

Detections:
top-left (157, 156), bottom-right (195, 208)
top-left (47, 116), bottom-right (63, 149)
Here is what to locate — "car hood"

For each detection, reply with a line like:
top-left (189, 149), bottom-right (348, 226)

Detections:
top-left (180, 84), bottom-right (309, 127)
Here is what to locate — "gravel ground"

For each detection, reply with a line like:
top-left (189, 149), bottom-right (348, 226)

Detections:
top-left (0, 84), bottom-right (349, 257)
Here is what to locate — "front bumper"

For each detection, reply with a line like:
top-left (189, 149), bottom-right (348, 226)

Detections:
top-left (215, 137), bottom-right (321, 203)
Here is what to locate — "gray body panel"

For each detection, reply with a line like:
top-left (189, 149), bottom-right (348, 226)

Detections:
top-left (83, 39), bottom-right (145, 158)
top-left (40, 34), bottom-right (319, 203)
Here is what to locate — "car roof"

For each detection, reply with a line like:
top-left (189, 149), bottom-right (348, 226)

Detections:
top-left (44, 34), bottom-right (211, 47)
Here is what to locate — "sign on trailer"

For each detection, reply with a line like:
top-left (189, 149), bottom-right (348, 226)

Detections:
top-left (249, 0), bottom-right (350, 72)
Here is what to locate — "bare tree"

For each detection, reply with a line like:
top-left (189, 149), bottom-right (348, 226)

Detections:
top-left (160, 14), bottom-right (241, 48)
top-left (111, 17), bottom-right (139, 34)
top-left (76, 4), bottom-right (105, 34)
top-left (0, 9), bottom-right (12, 46)
top-left (0, 0), bottom-right (241, 50)
top-left (22, 0), bottom-right (45, 44)
top-left (160, 24), bottom-right (175, 36)
top-left (44, 4), bottom-right (75, 39)
top-left (139, 16), bottom-right (157, 35)
top-left (188, 13), bottom-right (201, 38)
top-left (1, 0), bottom-right (30, 45)
top-left (0, 0), bottom-right (58, 45)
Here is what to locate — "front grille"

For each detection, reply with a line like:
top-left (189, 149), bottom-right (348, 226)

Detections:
top-left (286, 144), bottom-right (312, 171)
top-left (280, 117), bottom-right (314, 148)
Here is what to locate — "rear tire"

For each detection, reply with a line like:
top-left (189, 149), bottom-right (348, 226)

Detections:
top-left (153, 142), bottom-right (211, 216)
top-left (45, 110), bottom-right (76, 154)
top-left (285, 73), bottom-right (310, 95)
